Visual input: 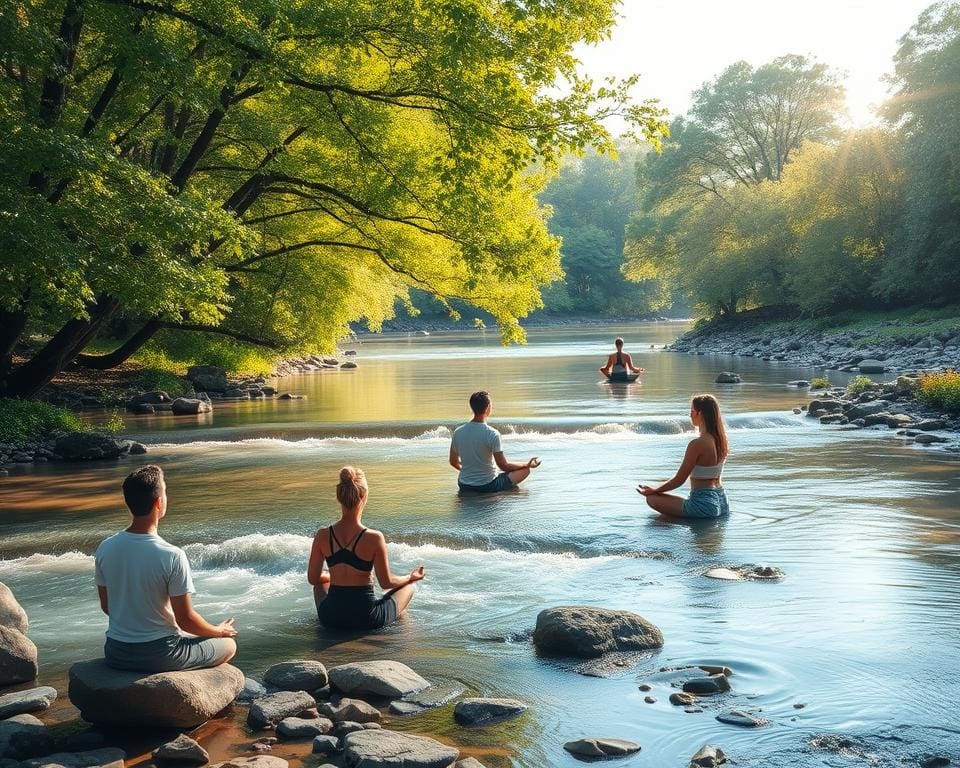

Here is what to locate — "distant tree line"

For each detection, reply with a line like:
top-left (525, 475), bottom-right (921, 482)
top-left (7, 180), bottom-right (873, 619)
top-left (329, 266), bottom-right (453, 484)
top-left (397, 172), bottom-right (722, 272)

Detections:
top-left (624, 2), bottom-right (960, 318)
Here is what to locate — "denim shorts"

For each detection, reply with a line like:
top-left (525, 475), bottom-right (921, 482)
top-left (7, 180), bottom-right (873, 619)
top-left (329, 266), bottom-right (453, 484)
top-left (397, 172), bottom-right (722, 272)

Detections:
top-left (104, 635), bottom-right (234, 672)
top-left (683, 487), bottom-right (730, 518)
top-left (458, 472), bottom-right (514, 493)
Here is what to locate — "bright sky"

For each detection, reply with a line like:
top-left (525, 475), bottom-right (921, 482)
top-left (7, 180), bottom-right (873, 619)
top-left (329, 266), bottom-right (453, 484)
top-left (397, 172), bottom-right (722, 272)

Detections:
top-left (576, 0), bottom-right (934, 129)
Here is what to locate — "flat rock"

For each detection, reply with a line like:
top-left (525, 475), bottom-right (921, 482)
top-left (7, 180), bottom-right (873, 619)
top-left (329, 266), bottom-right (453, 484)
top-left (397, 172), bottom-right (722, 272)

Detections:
top-left (704, 567), bottom-right (741, 581)
top-left (22, 748), bottom-right (126, 768)
top-left (342, 730), bottom-right (459, 768)
top-left (208, 759), bottom-right (289, 768)
top-left (716, 709), bottom-right (767, 727)
top-left (153, 735), bottom-right (209, 765)
top-left (454, 760), bottom-right (487, 768)
top-left (263, 661), bottom-right (328, 692)
top-left (683, 674), bottom-right (730, 695)
top-left (532, 606), bottom-right (663, 658)
top-left (453, 698), bottom-right (527, 726)
top-left (689, 745), bottom-right (727, 768)
top-left (857, 359), bottom-right (886, 373)
top-left (69, 659), bottom-right (243, 728)
top-left (276, 717), bottom-right (333, 739)
top-left (715, 372), bottom-right (742, 384)
top-left (0, 626), bottom-right (38, 687)
top-left (171, 398), bottom-right (212, 415)
top-left (563, 738), bottom-right (641, 757)
top-left (0, 715), bottom-right (52, 760)
top-left (0, 687), bottom-right (57, 719)
top-left (389, 681), bottom-right (465, 716)
top-left (328, 661), bottom-right (430, 698)
top-left (248, 691), bottom-right (318, 729)
top-left (0, 583), bottom-right (28, 633)
top-left (915, 433), bottom-right (949, 444)
top-left (311, 735), bottom-right (340, 755)
top-left (318, 698), bottom-right (380, 723)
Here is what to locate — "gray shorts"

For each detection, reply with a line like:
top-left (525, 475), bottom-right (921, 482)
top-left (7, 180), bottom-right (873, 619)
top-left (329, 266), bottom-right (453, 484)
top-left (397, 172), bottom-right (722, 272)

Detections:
top-left (104, 634), bottom-right (234, 672)
top-left (458, 472), bottom-right (514, 493)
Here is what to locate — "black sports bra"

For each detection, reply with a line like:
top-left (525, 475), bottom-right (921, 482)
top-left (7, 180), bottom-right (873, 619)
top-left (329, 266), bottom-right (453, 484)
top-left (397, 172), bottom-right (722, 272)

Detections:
top-left (325, 526), bottom-right (374, 572)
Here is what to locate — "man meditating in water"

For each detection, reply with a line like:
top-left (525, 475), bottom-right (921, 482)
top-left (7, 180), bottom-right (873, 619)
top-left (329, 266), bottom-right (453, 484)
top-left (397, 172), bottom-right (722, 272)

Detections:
top-left (449, 390), bottom-right (541, 492)
top-left (94, 465), bottom-right (238, 671)
top-left (600, 337), bottom-right (644, 379)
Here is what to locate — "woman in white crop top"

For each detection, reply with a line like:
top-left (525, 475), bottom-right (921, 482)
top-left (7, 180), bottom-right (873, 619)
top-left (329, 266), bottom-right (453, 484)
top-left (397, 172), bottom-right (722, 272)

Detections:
top-left (638, 394), bottom-right (730, 518)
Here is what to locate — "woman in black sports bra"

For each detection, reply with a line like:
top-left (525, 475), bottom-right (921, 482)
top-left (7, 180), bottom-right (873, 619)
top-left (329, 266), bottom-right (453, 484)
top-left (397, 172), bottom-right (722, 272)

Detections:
top-left (307, 466), bottom-right (425, 630)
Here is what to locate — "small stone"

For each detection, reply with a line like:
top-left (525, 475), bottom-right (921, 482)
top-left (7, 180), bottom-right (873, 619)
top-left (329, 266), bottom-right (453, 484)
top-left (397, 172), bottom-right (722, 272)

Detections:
top-left (698, 665), bottom-right (733, 676)
top-left (249, 744), bottom-right (271, 754)
top-left (689, 745), bottom-right (727, 768)
top-left (248, 691), bottom-right (318, 729)
top-left (684, 706), bottom-right (704, 713)
top-left (563, 738), bottom-right (641, 758)
top-left (644, 696), bottom-right (656, 704)
top-left (237, 678), bottom-right (268, 703)
top-left (669, 692), bottom-right (696, 706)
top-left (716, 709), bottom-right (767, 727)
top-left (318, 698), bottom-right (380, 723)
top-left (793, 702), bottom-right (806, 709)
top-left (208, 758), bottom-right (288, 768)
top-left (682, 674), bottom-right (730, 695)
top-left (311, 736), bottom-right (339, 756)
top-left (638, 684), bottom-right (652, 691)
top-left (332, 721), bottom-right (367, 738)
top-left (153, 734), bottom-right (209, 765)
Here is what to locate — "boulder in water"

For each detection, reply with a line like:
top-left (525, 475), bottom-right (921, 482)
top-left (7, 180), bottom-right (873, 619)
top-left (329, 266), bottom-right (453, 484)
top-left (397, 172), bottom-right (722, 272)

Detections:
top-left (263, 660), bottom-right (328, 692)
top-left (714, 372), bottom-right (741, 384)
top-left (69, 659), bottom-right (243, 728)
top-left (186, 366), bottom-right (228, 392)
top-left (563, 738), bottom-right (641, 758)
top-left (0, 583), bottom-right (29, 634)
top-left (328, 661), bottom-right (430, 698)
top-left (532, 606), bottom-right (663, 658)
top-left (715, 709), bottom-right (767, 727)
top-left (689, 745), bottom-right (727, 768)
top-left (171, 398), bottom-right (212, 415)
top-left (0, 626), bottom-right (38, 687)
top-left (453, 698), bottom-right (527, 725)
top-left (54, 433), bottom-right (123, 461)
top-left (318, 698), bottom-right (380, 723)
top-left (341, 729), bottom-right (458, 768)
top-left (857, 359), bottom-right (886, 374)
top-left (247, 691), bottom-right (318, 729)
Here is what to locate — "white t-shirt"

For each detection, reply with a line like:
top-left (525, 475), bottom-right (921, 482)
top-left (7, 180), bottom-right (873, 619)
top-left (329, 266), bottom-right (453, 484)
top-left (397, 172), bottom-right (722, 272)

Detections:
top-left (452, 421), bottom-right (502, 486)
top-left (94, 530), bottom-right (195, 643)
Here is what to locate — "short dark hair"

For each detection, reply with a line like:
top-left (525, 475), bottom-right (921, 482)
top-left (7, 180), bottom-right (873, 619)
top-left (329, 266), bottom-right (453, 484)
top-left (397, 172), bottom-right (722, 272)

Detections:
top-left (122, 465), bottom-right (165, 516)
top-left (469, 391), bottom-right (491, 415)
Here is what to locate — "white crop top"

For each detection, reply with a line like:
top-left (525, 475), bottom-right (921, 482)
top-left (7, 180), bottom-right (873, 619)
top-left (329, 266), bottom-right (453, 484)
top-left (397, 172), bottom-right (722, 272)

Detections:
top-left (690, 460), bottom-right (724, 480)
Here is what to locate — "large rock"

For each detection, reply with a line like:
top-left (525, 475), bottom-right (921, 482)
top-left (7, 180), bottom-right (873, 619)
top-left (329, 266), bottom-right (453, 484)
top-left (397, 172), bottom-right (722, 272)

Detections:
top-left (276, 717), bottom-right (333, 739)
top-left (171, 398), bottom-right (213, 416)
top-left (532, 606), bottom-right (664, 658)
top-left (68, 659), bottom-right (243, 728)
top-left (563, 738), bottom-right (641, 758)
top-left (0, 583), bottom-right (28, 634)
top-left (857, 359), bottom-right (886, 373)
top-left (328, 661), bottom-right (430, 698)
top-left (153, 734), bottom-right (209, 765)
top-left (54, 433), bottom-right (123, 461)
top-left (714, 372), bottom-right (741, 384)
top-left (263, 661), bottom-right (328, 692)
top-left (186, 366), bottom-right (228, 393)
top-left (342, 729), bottom-right (458, 768)
top-left (0, 687), bottom-right (57, 719)
top-left (129, 391), bottom-right (173, 406)
top-left (0, 626), bottom-right (38, 686)
top-left (453, 698), bottom-right (527, 726)
top-left (247, 691), bottom-right (318, 729)
top-left (0, 715), bottom-right (52, 760)
top-left (845, 400), bottom-right (890, 420)
top-left (23, 749), bottom-right (127, 768)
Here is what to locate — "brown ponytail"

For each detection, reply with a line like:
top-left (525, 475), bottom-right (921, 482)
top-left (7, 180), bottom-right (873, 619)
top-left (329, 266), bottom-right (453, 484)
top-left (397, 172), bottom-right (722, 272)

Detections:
top-left (692, 394), bottom-right (728, 462)
top-left (336, 466), bottom-right (367, 508)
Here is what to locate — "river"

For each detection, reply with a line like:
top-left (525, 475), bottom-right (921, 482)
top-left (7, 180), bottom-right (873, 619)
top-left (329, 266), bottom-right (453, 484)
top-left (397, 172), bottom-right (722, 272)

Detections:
top-left (2, 323), bottom-right (959, 766)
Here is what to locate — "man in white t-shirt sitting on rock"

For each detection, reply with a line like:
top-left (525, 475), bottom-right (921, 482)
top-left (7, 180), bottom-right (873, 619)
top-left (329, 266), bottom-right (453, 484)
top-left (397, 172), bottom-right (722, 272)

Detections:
top-left (449, 391), bottom-right (541, 493)
top-left (95, 464), bottom-right (238, 672)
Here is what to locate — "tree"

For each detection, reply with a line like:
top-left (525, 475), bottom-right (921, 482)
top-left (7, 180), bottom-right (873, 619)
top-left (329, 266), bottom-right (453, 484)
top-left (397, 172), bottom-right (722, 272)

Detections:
top-left (0, 0), bottom-right (668, 397)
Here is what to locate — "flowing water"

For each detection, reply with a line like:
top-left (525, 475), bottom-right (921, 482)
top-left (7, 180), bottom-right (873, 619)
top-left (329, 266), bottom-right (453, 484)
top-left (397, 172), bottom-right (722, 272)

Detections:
top-left (2, 323), bottom-right (959, 766)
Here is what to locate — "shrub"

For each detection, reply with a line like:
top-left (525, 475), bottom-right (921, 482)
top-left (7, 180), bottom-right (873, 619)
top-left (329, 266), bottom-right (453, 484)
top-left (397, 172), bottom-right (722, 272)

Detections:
top-left (846, 375), bottom-right (876, 397)
top-left (917, 370), bottom-right (960, 414)
top-left (98, 409), bottom-right (126, 435)
top-left (0, 399), bottom-right (85, 443)
top-left (810, 376), bottom-right (831, 389)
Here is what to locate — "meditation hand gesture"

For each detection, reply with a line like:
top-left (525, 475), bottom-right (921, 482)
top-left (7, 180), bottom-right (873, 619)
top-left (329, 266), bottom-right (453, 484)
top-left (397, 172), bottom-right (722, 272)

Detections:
top-left (409, 565), bottom-right (426, 583)
top-left (527, 457), bottom-right (541, 469)
top-left (637, 484), bottom-right (657, 496)
top-left (216, 618), bottom-right (238, 638)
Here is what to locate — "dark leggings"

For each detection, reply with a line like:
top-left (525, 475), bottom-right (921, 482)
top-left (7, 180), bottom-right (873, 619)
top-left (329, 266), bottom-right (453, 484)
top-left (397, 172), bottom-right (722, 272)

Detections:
top-left (316, 584), bottom-right (399, 630)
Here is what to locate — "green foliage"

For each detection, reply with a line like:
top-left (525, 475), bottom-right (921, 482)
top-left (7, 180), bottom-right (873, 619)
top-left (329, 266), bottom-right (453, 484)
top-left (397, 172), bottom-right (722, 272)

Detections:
top-left (917, 370), bottom-right (960, 413)
top-left (98, 409), bottom-right (126, 435)
top-left (846, 376), bottom-right (876, 397)
top-left (810, 377), bottom-right (831, 389)
top-left (0, 398), bottom-right (85, 443)
top-left (144, 331), bottom-right (275, 377)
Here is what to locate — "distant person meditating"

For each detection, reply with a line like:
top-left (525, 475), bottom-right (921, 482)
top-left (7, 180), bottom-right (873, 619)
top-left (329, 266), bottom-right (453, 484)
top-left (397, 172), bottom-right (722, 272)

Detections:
top-left (600, 337), bottom-right (644, 379)
top-left (637, 394), bottom-right (730, 518)
top-left (95, 465), bottom-right (238, 672)
top-left (308, 467), bottom-right (424, 630)
top-left (449, 390), bottom-right (541, 493)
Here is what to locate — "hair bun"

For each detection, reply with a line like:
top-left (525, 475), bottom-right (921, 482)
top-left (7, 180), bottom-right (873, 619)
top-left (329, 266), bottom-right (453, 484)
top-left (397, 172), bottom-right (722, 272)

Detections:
top-left (339, 466), bottom-right (356, 483)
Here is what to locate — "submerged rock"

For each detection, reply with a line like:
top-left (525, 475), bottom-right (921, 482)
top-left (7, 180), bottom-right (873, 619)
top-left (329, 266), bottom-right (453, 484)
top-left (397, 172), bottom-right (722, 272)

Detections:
top-left (532, 606), bottom-right (664, 658)
top-left (389, 681), bottom-right (464, 716)
top-left (453, 698), bottom-right (527, 725)
top-left (69, 660), bottom-right (243, 728)
top-left (563, 738), bottom-right (641, 758)
top-left (342, 729), bottom-right (458, 768)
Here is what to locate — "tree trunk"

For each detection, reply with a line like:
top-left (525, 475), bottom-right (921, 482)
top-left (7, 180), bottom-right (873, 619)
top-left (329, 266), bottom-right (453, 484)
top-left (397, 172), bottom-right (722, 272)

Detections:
top-left (0, 307), bottom-right (28, 380)
top-left (75, 318), bottom-right (162, 369)
top-left (2, 296), bottom-right (120, 399)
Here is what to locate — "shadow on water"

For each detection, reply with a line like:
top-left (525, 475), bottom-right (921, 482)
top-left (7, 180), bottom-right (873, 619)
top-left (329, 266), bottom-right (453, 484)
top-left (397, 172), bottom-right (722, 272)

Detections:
top-left (646, 514), bottom-right (728, 556)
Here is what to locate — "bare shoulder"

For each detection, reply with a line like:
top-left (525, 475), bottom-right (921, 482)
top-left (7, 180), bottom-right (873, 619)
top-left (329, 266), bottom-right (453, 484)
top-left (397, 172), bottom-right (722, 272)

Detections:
top-left (365, 528), bottom-right (387, 545)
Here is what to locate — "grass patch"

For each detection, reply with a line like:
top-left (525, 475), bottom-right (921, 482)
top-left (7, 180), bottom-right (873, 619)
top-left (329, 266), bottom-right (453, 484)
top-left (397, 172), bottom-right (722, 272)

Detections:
top-left (917, 370), bottom-right (960, 414)
top-left (810, 376), bottom-right (831, 389)
top-left (146, 330), bottom-right (276, 377)
top-left (846, 375), bottom-right (877, 397)
top-left (0, 399), bottom-right (87, 443)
